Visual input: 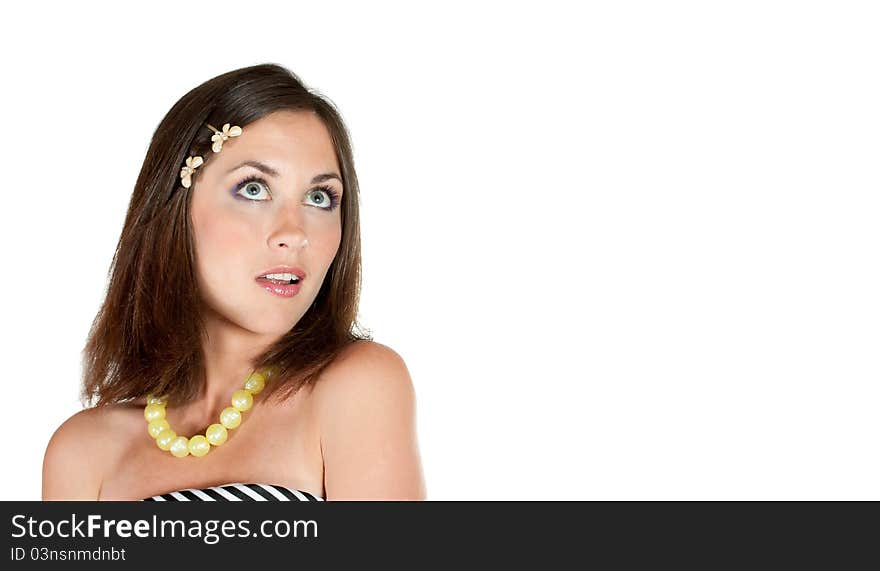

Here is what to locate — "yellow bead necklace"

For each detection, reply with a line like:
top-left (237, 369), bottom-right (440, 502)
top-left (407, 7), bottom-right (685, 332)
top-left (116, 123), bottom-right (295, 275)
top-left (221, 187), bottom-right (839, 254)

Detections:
top-left (143, 367), bottom-right (275, 458)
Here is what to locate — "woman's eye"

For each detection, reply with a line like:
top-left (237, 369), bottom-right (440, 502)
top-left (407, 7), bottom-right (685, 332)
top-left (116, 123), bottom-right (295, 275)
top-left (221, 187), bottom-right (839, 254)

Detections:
top-left (236, 180), bottom-right (270, 201)
top-left (306, 188), bottom-right (332, 209)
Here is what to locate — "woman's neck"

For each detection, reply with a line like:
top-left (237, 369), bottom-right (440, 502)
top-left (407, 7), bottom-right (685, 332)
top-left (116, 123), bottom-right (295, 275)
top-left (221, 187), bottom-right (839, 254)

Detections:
top-left (180, 312), bottom-right (278, 429)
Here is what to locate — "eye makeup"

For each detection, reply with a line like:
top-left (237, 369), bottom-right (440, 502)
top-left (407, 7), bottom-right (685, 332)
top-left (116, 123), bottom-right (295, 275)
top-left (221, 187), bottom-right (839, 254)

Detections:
top-left (230, 174), bottom-right (342, 211)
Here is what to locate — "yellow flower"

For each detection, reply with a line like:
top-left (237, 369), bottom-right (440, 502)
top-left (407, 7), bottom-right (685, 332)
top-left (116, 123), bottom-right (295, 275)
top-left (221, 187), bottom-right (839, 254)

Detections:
top-left (179, 155), bottom-right (204, 189)
top-left (211, 123), bottom-right (242, 152)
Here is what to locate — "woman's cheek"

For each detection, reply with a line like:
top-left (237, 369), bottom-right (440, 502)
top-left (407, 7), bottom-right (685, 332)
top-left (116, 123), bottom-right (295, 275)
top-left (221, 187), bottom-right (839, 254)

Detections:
top-left (203, 211), bottom-right (249, 250)
top-left (196, 213), bottom-right (251, 282)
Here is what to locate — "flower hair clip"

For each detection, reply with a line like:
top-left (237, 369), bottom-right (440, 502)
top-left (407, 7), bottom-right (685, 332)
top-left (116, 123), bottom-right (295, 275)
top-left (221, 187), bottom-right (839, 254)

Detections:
top-left (178, 121), bottom-right (243, 189)
top-left (179, 156), bottom-right (203, 189)
top-left (207, 122), bottom-right (242, 152)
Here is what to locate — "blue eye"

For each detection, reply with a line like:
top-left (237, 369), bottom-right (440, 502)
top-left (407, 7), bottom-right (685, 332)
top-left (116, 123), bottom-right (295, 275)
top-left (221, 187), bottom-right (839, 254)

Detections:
top-left (231, 175), bottom-right (342, 211)
top-left (306, 186), bottom-right (341, 211)
top-left (234, 177), bottom-right (270, 201)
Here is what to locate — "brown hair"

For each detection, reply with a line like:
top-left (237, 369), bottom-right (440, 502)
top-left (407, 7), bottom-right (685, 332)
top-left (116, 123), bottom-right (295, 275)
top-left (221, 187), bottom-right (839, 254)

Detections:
top-left (81, 63), bottom-right (371, 407)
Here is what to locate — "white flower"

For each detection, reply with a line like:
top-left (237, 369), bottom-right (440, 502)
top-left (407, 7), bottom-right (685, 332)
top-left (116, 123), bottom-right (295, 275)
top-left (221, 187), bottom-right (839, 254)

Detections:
top-left (211, 123), bottom-right (242, 152)
top-left (179, 155), bottom-right (204, 189)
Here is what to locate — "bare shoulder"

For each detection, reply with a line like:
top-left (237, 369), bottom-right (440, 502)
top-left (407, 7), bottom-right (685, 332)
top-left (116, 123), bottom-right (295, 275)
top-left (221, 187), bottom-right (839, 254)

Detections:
top-left (313, 340), bottom-right (426, 500)
top-left (42, 404), bottom-right (135, 500)
top-left (314, 340), bottom-right (415, 406)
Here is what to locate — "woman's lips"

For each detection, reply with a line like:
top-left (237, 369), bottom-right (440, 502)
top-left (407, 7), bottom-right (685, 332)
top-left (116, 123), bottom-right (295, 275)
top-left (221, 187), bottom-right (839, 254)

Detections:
top-left (255, 277), bottom-right (302, 298)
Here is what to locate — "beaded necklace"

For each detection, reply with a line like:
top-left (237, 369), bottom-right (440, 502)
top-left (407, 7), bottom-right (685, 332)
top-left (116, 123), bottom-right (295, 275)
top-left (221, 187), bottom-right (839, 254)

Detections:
top-left (144, 367), bottom-right (275, 458)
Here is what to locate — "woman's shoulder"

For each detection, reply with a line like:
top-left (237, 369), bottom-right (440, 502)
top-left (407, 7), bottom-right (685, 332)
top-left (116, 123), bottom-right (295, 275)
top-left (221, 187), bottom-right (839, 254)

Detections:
top-left (311, 340), bottom-right (425, 499)
top-left (47, 402), bottom-right (143, 443)
top-left (314, 340), bottom-right (414, 404)
top-left (312, 339), bottom-right (417, 443)
top-left (42, 402), bottom-right (142, 500)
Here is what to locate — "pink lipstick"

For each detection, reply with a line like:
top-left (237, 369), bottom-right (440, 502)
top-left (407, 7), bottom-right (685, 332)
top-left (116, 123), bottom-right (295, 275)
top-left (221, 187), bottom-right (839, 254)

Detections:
top-left (255, 266), bottom-right (306, 298)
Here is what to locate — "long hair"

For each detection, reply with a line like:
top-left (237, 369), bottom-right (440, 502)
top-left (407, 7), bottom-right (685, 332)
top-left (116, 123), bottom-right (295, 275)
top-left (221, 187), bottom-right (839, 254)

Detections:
top-left (82, 63), bottom-right (371, 407)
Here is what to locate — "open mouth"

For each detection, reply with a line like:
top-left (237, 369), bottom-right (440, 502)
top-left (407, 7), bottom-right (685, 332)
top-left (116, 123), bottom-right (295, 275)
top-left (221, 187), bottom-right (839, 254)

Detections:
top-left (255, 274), bottom-right (303, 298)
top-left (256, 272), bottom-right (302, 286)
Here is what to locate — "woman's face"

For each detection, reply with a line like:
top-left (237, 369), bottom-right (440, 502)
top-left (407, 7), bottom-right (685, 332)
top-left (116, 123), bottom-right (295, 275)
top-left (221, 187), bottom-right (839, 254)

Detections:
top-left (190, 110), bottom-right (344, 336)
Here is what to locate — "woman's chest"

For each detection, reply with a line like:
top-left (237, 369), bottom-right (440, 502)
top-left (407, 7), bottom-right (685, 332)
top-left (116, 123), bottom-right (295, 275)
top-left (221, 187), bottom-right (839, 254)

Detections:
top-left (98, 398), bottom-right (324, 500)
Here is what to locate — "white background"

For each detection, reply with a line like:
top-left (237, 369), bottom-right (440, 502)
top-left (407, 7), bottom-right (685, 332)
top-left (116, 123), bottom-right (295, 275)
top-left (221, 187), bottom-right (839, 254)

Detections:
top-left (1, 1), bottom-right (877, 500)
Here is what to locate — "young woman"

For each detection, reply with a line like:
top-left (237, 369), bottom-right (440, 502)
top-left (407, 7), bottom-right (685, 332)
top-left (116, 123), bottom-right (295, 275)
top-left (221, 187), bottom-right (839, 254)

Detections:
top-left (42, 63), bottom-right (426, 501)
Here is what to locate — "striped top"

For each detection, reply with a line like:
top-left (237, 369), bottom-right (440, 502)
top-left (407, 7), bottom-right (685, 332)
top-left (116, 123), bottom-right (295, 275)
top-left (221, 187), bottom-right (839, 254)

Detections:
top-left (142, 482), bottom-right (324, 501)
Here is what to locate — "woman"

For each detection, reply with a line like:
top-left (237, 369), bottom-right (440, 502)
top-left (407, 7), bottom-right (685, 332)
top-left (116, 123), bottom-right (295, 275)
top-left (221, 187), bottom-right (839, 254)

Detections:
top-left (42, 63), bottom-right (426, 501)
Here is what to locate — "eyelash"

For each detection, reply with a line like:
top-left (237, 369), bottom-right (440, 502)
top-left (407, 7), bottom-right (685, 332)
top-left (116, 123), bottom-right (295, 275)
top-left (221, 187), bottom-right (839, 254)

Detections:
top-left (231, 175), bottom-right (341, 211)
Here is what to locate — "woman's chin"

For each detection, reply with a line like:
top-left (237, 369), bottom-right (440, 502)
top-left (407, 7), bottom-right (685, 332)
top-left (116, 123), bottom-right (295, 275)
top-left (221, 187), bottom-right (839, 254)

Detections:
top-left (205, 298), bottom-right (306, 336)
top-left (244, 314), bottom-right (302, 336)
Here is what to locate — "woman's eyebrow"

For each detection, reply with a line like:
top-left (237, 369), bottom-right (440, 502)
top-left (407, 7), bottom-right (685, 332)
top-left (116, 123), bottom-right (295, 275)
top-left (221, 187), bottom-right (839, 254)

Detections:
top-left (226, 160), bottom-right (341, 184)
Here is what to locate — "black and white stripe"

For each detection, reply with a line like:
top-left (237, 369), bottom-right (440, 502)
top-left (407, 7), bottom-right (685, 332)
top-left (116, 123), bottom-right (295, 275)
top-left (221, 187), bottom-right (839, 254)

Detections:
top-left (142, 482), bottom-right (323, 501)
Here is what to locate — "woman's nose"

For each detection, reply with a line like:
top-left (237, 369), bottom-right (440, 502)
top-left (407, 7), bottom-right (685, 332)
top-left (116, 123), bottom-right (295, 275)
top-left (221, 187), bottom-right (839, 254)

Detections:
top-left (270, 206), bottom-right (309, 250)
